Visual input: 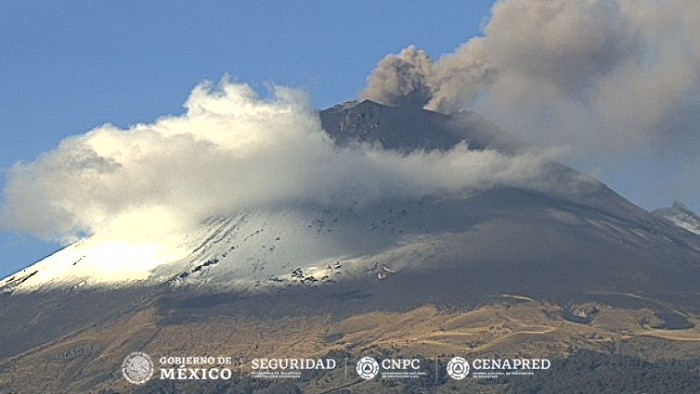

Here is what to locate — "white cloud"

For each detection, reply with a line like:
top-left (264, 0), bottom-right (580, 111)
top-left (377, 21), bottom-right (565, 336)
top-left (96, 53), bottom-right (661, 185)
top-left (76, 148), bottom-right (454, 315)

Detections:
top-left (1, 79), bottom-right (548, 243)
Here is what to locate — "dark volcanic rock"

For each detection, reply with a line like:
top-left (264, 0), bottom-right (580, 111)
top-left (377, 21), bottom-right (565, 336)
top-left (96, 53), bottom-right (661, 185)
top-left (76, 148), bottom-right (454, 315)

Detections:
top-left (320, 100), bottom-right (519, 153)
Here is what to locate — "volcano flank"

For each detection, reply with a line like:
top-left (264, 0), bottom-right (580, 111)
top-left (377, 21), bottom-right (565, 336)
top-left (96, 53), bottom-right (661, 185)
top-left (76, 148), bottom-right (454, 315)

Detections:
top-left (2, 101), bottom-right (700, 393)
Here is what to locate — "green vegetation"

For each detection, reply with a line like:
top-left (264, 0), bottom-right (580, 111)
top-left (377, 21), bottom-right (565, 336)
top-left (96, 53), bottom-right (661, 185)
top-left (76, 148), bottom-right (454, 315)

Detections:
top-left (502, 350), bottom-right (700, 394)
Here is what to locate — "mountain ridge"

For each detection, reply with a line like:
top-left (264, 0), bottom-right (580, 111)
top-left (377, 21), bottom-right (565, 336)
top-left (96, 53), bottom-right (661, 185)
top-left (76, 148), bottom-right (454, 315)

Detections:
top-left (2, 100), bottom-right (700, 392)
top-left (654, 201), bottom-right (700, 235)
top-left (4, 100), bottom-right (697, 294)
top-left (320, 99), bottom-right (521, 153)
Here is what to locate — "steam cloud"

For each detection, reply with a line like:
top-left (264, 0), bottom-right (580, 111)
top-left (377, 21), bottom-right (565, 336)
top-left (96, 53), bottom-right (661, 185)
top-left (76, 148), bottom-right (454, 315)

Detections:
top-left (1, 80), bottom-right (548, 243)
top-left (362, 0), bottom-right (700, 157)
top-left (8, 0), bottom-right (695, 244)
top-left (360, 46), bottom-right (435, 108)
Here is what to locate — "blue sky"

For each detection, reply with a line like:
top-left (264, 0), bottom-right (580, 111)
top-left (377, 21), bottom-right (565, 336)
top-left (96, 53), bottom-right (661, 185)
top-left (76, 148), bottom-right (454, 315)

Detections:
top-left (0, 1), bottom-right (493, 276)
top-left (1, 0), bottom-right (698, 278)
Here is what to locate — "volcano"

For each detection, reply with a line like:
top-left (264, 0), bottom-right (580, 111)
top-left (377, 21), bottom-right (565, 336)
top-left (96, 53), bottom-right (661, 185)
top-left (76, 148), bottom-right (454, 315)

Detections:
top-left (2, 101), bottom-right (700, 393)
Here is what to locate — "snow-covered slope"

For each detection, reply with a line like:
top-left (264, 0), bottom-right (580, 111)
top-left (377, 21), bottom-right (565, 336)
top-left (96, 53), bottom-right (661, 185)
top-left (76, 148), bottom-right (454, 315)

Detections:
top-left (4, 186), bottom-right (700, 296)
top-left (3, 101), bottom-right (700, 297)
top-left (653, 201), bottom-right (700, 235)
top-left (0, 204), bottom-right (393, 292)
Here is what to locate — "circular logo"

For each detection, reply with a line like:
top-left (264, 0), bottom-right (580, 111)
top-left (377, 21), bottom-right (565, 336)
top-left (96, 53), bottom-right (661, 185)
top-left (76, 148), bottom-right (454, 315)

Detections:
top-left (447, 357), bottom-right (470, 380)
top-left (121, 352), bottom-right (154, 385)
top-left (356, 356), bottom-right (379, 380)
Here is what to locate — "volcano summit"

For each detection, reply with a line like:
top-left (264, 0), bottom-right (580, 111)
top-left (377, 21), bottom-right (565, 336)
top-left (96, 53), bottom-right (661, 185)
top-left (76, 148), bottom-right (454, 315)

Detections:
top-left (2, 99), bottom-right (700, 393)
